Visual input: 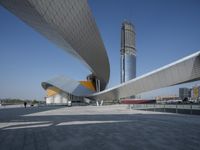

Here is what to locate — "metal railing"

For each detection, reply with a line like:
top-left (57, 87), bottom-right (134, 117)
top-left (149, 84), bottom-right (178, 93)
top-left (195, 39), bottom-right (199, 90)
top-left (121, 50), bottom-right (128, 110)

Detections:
top-left (128, 104), bottom-right (200, 115)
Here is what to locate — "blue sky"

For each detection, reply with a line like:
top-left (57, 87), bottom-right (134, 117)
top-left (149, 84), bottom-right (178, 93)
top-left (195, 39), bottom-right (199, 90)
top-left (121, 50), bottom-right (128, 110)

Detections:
top-left (0, 0), bottom-right (200, 100)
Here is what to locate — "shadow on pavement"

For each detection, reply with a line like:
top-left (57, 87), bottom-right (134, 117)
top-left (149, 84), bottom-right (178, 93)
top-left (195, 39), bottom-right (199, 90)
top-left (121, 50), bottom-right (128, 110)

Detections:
top-left (0, 106), bottom-right (65, 121)
top-left (0, 107), bottom-right (200, 150)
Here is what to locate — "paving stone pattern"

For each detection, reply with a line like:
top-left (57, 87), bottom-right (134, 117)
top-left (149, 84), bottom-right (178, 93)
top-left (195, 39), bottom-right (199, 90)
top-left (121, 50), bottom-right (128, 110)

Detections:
top-left (0, 105), bottom-right (200, 150)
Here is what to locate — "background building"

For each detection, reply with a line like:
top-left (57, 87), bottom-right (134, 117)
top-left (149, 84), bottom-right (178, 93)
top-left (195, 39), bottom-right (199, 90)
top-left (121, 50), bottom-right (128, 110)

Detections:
top-left (120, 21), bottom-right (136, 83)
top-left (191, 86), bottom-right (200, 100)
top-left (179, 88), bottom-right (191, 100)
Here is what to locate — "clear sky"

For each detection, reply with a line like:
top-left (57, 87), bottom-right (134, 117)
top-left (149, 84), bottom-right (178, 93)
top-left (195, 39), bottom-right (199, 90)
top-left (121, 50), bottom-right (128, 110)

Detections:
top-left (0, 0), bottom-right (200, 100)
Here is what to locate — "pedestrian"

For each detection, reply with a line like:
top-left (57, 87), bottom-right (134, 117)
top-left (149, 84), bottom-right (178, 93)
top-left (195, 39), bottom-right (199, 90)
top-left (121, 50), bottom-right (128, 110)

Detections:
top-left (24, 101), bottom-right (27, 108)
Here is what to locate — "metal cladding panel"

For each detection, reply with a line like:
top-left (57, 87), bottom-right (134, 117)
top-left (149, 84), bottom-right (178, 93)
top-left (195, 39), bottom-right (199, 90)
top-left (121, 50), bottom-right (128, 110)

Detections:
top-left (42, 75), bottom-right (95, 97)
top-left (0, 0), bottom-right (110, 90)
top-left (90, 51), bottom-right (200, 100)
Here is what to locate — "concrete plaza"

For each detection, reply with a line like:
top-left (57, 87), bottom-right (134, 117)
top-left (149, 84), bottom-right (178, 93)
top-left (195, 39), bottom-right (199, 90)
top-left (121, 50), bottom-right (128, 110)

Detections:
top-left (0, 105), bottom-right (200, 150)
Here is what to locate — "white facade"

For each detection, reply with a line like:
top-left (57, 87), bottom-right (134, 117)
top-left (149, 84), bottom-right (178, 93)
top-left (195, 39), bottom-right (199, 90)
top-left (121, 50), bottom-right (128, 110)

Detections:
top-left (46, 93), bottom-right (69, 105)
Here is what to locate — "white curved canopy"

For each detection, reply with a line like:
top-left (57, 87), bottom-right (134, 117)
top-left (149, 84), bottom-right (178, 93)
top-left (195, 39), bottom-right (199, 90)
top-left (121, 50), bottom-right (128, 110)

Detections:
top-left (42, 75), bottom-right (95, 97)
top-left (0, 0), bottom-right (110, 90)
top-left (1, 1), bottom-right (200, 101)
top-left (90, 51), bottom-right (200, 100)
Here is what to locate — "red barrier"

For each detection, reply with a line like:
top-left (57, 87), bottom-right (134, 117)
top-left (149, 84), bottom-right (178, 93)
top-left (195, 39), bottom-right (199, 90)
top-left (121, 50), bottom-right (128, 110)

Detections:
top-left (121, 99), bottom-right (156, 104)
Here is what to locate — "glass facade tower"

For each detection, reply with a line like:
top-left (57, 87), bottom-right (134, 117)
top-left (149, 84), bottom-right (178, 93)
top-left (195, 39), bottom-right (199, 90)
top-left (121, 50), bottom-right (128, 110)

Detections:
top-left (120, 21), bottom-right (136, 83)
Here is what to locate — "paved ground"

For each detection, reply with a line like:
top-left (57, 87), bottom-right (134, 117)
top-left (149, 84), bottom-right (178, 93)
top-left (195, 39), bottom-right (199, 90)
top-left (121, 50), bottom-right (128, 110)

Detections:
top-left (0, 105), bottom-right (200, 150)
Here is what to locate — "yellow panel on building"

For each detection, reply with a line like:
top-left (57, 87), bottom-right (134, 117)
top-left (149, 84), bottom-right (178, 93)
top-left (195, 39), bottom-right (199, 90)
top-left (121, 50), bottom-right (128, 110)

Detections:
top-left (80, 81), bottom-right (96, 91)
top-left (193, 87), bottom-right (199, 98)
top-left (46, 86), bottom-right (61, 97)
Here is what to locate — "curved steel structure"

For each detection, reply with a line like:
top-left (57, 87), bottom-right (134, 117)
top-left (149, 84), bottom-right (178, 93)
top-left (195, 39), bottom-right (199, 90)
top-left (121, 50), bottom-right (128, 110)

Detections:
top-left (1, 1), bottom-right (200, 102)
top-left (42, 75), bottom-right (95, 97)
top-left (0, 0), bottom-right (110, 90)
top-left (90, 51), bottom-right (200, 100)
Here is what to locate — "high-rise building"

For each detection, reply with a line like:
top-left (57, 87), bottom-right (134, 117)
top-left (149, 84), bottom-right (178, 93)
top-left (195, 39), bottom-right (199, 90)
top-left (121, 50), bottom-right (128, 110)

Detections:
top-left (120, 21), bottom-right (136, 83)
top-left (179, 88), bottom-right (191, 100)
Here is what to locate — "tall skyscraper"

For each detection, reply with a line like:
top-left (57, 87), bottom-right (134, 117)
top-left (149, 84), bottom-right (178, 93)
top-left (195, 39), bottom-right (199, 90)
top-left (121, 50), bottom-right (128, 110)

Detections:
top-left (120, 21), bottom-right (136, 83)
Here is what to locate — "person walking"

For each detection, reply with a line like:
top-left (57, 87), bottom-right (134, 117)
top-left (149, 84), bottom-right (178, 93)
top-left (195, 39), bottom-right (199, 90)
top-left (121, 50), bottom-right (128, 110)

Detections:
top-left (24, 101), bottom-right (27, 108)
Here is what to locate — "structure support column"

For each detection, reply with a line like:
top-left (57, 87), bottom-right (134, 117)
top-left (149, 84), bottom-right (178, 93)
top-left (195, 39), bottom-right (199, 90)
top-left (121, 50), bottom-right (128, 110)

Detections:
top-left (96, 100), bottom-right (99, 106)
top-left (100, 100), bottom-right (104, 106)
top-left (96, 100), bottom-right (104, 106)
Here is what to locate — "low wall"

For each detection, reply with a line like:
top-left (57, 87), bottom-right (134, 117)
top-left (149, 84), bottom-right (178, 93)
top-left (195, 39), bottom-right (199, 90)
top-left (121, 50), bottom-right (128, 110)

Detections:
top-left (128, 104), bottom-right (200, 115)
